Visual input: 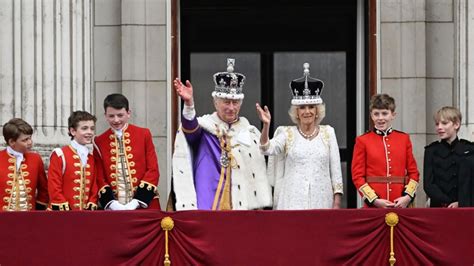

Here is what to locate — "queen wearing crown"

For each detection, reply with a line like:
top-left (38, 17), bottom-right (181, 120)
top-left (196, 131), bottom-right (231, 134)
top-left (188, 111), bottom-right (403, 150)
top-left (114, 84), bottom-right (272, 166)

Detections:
top-left (172, 59), bottom-right (272, 210)
top-left (256, 63), bottom-right (344, 210)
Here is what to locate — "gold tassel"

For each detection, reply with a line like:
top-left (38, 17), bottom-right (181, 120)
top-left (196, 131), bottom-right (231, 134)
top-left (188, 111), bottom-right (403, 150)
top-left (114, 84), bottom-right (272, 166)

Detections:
top-left (211, 165), bottom-right (227, 210)
top-left (218, 161), bottom-right (232, 210)
top-left (161, 217), bottom-right (175, 266)
top-left (212, 134), bottom-right (234, 210)
top-left (385, 212), bottom-right (399, 266)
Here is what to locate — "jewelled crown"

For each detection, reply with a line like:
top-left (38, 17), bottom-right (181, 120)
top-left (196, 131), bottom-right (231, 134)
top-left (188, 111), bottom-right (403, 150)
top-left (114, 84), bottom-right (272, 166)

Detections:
top-left (290, 63), bottom-right (324, 105)
top-left (212, 58), bottom-right (246, 100)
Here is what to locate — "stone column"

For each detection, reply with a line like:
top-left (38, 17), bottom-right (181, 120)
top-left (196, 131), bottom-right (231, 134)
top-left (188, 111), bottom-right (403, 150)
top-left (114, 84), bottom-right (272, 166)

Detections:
top-left (121, 0), bottom-right (168, 210)
top-left (455, 0), bottom-right (474, 139)
top-left (380, 0), bottom-right (427, 207)
top-left (0, 0), bottom-right (93, 159)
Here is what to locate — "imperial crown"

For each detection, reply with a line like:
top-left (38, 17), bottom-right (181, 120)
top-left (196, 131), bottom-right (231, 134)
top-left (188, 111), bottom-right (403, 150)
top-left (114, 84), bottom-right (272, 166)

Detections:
top-left (212, 58), bottom-right (246, 100)
top-left (290, 63), bottom-right (324, 105)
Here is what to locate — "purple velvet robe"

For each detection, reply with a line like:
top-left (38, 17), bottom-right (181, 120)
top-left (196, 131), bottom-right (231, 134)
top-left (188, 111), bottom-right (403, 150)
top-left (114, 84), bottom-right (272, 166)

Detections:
top-left (182, 115), bottom-right (230, 210)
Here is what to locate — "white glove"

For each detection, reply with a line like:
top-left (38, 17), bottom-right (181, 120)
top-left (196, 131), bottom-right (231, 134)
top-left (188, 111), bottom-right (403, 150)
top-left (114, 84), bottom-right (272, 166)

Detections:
top-left (107, 200), bottom-right (127, 211)
top-left (124, 199), bottom-right (140, 210)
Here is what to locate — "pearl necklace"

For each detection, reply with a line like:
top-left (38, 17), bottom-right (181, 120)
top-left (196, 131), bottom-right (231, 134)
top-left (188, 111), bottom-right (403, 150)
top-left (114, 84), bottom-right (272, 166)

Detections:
top-left (298, 126), bottom-right (318, 139)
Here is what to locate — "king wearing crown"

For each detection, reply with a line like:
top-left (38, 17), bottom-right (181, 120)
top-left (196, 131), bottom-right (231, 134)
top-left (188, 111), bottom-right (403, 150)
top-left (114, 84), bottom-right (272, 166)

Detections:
top-left (172, 59), bottom-right (272, 210)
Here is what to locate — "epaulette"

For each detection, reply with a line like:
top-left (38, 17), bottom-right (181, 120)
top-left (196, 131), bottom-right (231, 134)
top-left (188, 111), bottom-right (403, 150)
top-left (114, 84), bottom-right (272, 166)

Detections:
top-left (392, 129), bottom-right (408, 135)
top-left (459, 139), bottom-right (474, 145)
top-left (459, 139), bottom-right (474, 153)
top-left (424, 140), bottom-right (440, 149)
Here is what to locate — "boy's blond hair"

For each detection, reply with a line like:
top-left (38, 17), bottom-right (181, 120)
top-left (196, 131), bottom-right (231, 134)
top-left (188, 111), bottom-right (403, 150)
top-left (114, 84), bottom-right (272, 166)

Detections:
top-left (434, 106), bottom-right (462, 131)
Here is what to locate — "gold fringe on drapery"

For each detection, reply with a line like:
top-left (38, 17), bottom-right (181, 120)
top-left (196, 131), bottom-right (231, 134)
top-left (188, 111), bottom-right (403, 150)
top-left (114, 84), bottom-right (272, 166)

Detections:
top-left (161, 216), bottom-right (175, 266)
top-left (385, 212), bottom-right (399, 266)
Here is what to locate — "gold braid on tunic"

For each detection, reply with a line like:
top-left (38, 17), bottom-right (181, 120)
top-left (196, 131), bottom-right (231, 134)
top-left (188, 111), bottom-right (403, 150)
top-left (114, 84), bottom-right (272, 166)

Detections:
top-left (111, 133), bottom-right (135, 204)
top-left (4, 157), bottom-right (30, 211)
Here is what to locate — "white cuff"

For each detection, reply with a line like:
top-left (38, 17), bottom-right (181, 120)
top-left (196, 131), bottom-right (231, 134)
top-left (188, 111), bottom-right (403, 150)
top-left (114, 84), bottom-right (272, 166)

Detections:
top-left (259, 141), bottom-right (270, 151)
top-left (182, 104), bottom-right (196, 120)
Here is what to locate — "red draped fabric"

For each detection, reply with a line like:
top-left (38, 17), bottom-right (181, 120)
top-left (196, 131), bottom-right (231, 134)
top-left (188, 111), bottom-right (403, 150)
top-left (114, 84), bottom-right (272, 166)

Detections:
top-left (0, 208), bottom-right (472, 265)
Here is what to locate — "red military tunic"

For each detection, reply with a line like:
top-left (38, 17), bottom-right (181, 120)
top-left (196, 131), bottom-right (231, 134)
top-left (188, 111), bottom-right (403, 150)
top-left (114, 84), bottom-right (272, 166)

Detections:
top-left (352, 129), bottom-right (419, 206)
top-left (94, 124), bottom-right (160, 209)
top-left (48, 146), bottom-right (98, 210)
top-left (0, 150), bottom-right (49, 211)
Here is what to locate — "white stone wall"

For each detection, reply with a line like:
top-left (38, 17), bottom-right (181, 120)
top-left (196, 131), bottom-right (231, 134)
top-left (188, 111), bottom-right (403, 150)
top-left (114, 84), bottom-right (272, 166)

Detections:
top-left (380, 0), bottom-right (474, 207)
top-left (0, 0), bottom-right (94, 162)
top-left (426, 0), bottom-right (455, 144)
top-left (94, 0), bottom-right (169, 209)
top-left (455, 0), bottom-right (474, 140)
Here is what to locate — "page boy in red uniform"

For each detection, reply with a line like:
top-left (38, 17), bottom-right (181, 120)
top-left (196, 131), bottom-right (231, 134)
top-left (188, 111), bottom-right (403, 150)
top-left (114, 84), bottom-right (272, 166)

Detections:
top-left (352, 94), bottom-right (419, 208)
top-left (48, 111), bottom-right (99, 211)
top-left (0, 118), bottom-right (49, 211)
top-left (93, 94), bottom-right (160, 210)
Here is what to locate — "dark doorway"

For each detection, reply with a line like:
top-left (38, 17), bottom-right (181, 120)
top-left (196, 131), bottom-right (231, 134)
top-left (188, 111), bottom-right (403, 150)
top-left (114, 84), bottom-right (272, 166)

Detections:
top-left (179, 0), bottom-right (362, 208)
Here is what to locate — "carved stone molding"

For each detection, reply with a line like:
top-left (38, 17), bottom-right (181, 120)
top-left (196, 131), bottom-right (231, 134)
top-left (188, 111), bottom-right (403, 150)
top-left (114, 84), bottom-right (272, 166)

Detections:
top-left (0, 0), bottom-right (93, 149)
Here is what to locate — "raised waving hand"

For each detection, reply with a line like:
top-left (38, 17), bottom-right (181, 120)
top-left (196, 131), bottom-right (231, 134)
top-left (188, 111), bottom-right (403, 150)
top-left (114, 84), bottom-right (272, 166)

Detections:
top-left (173, 78), bottom-right (194, 106)
top-left (256, 103), bottom-right (271, 147)
top-left (256, 103), bottom-right (271, 125)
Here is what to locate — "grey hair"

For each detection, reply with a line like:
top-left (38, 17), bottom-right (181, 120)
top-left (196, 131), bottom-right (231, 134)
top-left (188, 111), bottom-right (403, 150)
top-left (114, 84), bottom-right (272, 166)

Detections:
top-left (288, 103), bottom-right (326, 125)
